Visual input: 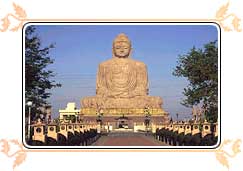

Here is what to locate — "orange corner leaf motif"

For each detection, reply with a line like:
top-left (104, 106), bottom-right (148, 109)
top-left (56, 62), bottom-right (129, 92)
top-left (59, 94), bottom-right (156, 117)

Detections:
top-left (232, 139), bottom-right (241, 155)
top-left (222, 25), bottom-right (232, 32)
top-left (232, 16), bottom-right (242, 32)
top-left (215, 139), bottom-right (242, 170)
top-left (1, 17), bottom-right (10, 32)
top-left (215, 1), bottom-right (229, 19)
top-left (13, 152), bottom-right (27, 169)
top-left (215, 152), bottom-right (229, 169)
top-left (10, 23), bottom-right (23, 32)
top-left (0, 139), bottom-right (27, 170)
top-left (0, 3), bottom-right (27, 32)
top-left (216, 1), bottom-right (242, 32)
top-left (13, 2), bottom-right (27, 19)
top-left (0, 139), bottom-right (10, 155)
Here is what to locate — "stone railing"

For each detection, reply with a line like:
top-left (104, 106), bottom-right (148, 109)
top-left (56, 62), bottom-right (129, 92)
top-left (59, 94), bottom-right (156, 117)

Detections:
top-left (27, 122), bottom-right (100, 146)
top-left (154, 121), bottom-right (218, 146)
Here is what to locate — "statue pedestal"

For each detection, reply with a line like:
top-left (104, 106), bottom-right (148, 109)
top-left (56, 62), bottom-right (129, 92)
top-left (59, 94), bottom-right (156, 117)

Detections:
top-left (80, 107), bottom-right (166, 115)
top-left (81, 96), bottom-right (163, 109)
top-left (81, 114), bottom-right (169, 132)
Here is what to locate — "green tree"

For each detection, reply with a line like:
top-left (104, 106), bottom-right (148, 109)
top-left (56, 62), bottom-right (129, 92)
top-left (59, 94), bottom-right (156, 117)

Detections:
top-left (173, 41), bottom-right (218, 122)
top-left (25, 26), bottom-right (61, 117)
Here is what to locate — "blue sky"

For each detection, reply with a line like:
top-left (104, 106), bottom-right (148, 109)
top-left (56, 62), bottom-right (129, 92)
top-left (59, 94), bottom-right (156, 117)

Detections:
top-left (31, 24), bottom-right (218, 120)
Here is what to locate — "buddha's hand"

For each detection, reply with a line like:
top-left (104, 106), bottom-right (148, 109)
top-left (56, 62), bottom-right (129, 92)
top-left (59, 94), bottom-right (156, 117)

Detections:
top-left (118, 92), bottom-right (130, 98)
top-left (104, 91), bottom-right (116, 98)
top-left (129, 88), bottom-right (146, 97)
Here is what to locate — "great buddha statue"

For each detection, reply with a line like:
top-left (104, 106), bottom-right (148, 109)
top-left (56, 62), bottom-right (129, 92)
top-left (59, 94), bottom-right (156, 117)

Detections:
top-left (81, 33), bottom-right (164, 111)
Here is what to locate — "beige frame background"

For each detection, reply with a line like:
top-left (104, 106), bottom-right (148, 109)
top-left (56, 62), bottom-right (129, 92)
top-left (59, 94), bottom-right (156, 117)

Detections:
top-left (0, 1), bottom-right (242, 171)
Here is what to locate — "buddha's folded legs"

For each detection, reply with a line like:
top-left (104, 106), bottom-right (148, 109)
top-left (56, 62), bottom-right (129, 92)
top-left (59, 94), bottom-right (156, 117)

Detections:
top-left (81, 96), bottom-right (162, 109)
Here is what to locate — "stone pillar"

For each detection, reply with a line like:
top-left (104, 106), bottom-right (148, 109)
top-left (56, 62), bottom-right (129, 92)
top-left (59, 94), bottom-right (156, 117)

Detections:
top-left (80, 125), bottom-right (84, 133)
top-left (87, 124), bottom-right (91, 131)
top-left (151, 123), bottom-right (157, 133)
top-left (67, 124), bottom-right (74, 134)
top-left (74, 124), bottom-right (80, 133)
top-left (178, 123), bottom-right (185, 134)
top-left (213, 123), bottom-right (218, 137)
top-left (59, 124), bottom-right (68, 138)
top-left (184, 124), bottom-right (192, 135)
top-left (83, 125), bottom-right (87, 132)
top-left (202, 121), bottom-right (212, 138)
top-left (166, 124), bottom-right (171, 131)
top-left (47, 124), bottom-right (57, 140)
top-left (192, 123), bottom-right (200, 135)
top-left (173, 123), bottom-right (179, 132)
top-left (32, 124), bottom-right (45, 143)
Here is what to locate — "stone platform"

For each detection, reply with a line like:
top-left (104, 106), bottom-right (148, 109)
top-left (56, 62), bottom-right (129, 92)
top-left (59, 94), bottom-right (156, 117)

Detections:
top-left (81, 114), bottom-right (169, 130)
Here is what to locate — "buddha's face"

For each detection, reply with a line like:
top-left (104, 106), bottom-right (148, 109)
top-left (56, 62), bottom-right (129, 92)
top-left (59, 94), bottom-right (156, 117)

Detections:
top-left (113, 42), bottom-right (131, 58)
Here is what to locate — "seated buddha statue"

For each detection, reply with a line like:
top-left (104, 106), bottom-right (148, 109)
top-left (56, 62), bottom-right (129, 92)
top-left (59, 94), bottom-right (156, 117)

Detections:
top-left (81, 33), bottom-right (163, 109)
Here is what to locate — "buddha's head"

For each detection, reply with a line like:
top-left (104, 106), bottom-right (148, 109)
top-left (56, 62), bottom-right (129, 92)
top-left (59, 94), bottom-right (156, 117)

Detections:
top-left (112, 33), bottom-right (131, 58)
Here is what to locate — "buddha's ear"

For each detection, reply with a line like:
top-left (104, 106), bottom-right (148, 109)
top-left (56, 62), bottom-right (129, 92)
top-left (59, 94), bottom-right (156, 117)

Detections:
top-left (112, 46), bottom-right (115, 58)
top-left (128, 48), bottom-right (133, 58)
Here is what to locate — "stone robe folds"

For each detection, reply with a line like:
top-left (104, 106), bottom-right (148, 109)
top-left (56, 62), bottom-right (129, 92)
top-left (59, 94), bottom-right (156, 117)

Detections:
top-left (81, 57), bottom-right (163, 109)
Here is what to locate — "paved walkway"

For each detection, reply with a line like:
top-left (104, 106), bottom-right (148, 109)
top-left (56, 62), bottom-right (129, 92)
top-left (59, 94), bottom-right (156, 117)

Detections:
top-left (92, 132), bottom-right (168, 146)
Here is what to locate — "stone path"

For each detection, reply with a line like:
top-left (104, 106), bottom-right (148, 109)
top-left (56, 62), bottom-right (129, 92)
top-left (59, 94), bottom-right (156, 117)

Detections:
top-left (92, 132), bottom-right (168, 146)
